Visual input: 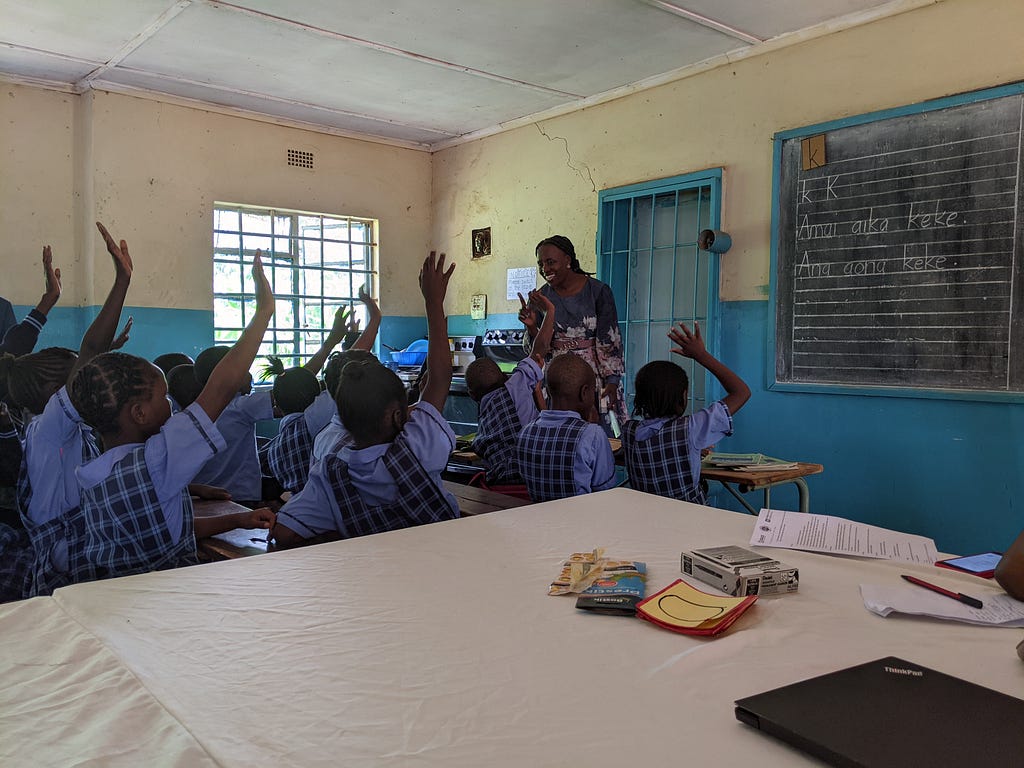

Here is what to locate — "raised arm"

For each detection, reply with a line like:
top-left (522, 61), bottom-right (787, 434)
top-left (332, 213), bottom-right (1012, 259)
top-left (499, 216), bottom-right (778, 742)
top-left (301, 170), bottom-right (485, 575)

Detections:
top-left (418, 252), bottom-right (455, 412)
top-left (0, 246), bottom-right (62, 356)
top-left (71, 222), bottom-right (133, 379)
top-left (349, 284), bottom-right (382, 352)
top-left (669, 320), bottom-right (751, 417)
top-left (195, 252), bottom-right (275, 423)
top-left (303, 306), bottom-right (351, 375)
top-left (527, 290), bottom-right (555, 363)
top-left (996, 530), bottom-right (1024, 601)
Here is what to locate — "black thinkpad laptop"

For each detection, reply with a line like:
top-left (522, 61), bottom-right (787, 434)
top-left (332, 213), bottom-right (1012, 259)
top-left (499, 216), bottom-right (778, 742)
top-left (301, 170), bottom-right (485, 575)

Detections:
top-left (735, 656), bottom-right (1024, 767)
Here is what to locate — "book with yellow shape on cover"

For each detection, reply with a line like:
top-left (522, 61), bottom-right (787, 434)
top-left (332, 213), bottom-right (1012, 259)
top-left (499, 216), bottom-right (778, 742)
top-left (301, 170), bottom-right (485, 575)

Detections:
top-left (636, 579), bottom-right (757, 636)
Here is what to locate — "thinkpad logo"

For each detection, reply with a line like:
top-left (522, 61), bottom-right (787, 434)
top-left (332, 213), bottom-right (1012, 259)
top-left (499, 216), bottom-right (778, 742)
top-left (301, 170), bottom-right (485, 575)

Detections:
top-left (884, 665), bottom-right (923, 677)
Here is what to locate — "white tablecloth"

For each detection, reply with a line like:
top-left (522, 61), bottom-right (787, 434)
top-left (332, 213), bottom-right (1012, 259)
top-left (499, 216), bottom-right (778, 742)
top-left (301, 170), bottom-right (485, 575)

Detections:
top-left (3, 489), bottom-right (1021, 767)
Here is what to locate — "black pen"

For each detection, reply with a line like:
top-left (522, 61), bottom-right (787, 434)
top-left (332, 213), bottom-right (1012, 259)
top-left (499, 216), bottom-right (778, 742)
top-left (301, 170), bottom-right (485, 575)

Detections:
top-left (901, 574), bottom-right (983, 609)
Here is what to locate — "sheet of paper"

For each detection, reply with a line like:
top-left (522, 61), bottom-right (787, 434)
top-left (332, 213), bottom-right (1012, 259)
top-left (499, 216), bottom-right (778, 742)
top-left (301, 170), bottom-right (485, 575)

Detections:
top-left (506, 267), bottom-right (537, 301)
top-left (750, 508), bottom-right (938, 563)
top-left (210, 528), bottom-right (270, 551)
top-left (860, 584), bottom-right (1024, 627)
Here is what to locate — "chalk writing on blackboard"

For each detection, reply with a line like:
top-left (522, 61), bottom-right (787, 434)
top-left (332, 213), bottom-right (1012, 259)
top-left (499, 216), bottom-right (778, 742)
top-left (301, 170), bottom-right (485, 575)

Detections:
top-left (775, 91), bottom-right (1024, 394)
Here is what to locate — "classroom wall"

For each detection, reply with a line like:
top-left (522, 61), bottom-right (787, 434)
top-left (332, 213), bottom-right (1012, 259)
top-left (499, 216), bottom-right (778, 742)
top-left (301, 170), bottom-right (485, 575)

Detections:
top-left (1, 84), bottom-right (433, 357)
top-left (431, 0), bottom-right (1024, 553)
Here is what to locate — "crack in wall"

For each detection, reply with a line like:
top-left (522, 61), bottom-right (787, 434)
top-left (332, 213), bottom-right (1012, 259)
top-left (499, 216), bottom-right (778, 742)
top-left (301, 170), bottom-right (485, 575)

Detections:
top-left (535, 123), bottom-right (596, 193)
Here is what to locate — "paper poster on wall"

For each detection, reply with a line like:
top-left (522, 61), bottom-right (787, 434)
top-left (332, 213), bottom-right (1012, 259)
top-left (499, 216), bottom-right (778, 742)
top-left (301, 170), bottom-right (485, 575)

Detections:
top-left (506, 267), bottom-right (536, 300)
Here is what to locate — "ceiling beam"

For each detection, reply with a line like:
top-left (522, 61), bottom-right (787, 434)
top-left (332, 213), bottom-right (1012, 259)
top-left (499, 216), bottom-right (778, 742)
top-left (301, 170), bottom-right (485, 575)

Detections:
top-left (641, 1), bottom-right (763, 45)
top-left (75, 0), bottom-right (194, 90)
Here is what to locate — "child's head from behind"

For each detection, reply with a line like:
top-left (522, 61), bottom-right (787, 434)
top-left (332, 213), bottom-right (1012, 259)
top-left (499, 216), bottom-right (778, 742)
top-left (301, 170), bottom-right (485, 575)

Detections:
top-left (0, 347), bottom-right (78, 414)
top-left (167, 364), bottom-right (202, 409)
top-left (324, 349), bottom-right (375, 399)
top-left (153, 352), bottom-right (194, 376)
top-left (273, 367), bottom-right (321, 415)
top-left (633, 360), bottom-right (689, 420)
top-left (545, 354), bottom-right (594, 417)
top-left (465, 358), bottom-right (504, 403)
top-left (70, 352), bottom-right (170, 439)
top-left (336, 358), bottom-right (406, 445)
top-left (194, 346), bottom-right (230, 387)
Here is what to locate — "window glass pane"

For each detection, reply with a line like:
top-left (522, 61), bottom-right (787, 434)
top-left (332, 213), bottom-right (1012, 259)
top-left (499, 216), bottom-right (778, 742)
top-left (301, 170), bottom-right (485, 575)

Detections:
top-left (214, 231), bottom-right (240, 250)
top-left (349, 220), bottom-right (369, 243)
top-left (304, 303), bottom-right (323, 332)
top-left (298, 216), bottom-right (321, 239)
top-left (699, 187), bottom-right (712, 232)
top-left (351, 244), bottom-right (370, 270)
top-left (215, 329), bottom-right (240, 345)
top-left (214, 209), bottom-right (239, 231)
top-left (272, 265), bottom-right (293, 295)
top-left (273, 237), bottom-right (292, 257)
top-left (299, 239), bottom-right (321, 268)
top-left (627, 249), bottom-right (651, 321)
top-left (631, 196), bottom-right (653, 250)
top-left (324, 218), bottom-right (350, 242)
top-left (214, 298), bottom-right (242, 330)
top-left (650, 249), bottom-right (675, 320)
top-left (273, 215), bottom-right (291, 237)
top-left (241, 211), bottom-right (272, 234)
top-left (323, 269), bottom-right (349, 298)
top-left (652, 192), bottom-right (676, 248)
top-left (241, 234), bottom-right (272, 254)
top-left (214, 262), bottom-right (242, 295)
top-left (323, 241), bottom-right (349, 269)
top-left (673, 246), bottom-right (698, 318)
top-left (274, 299), bottom-right (295, 329)
top-left (676, 188), bottom-right (701, 245)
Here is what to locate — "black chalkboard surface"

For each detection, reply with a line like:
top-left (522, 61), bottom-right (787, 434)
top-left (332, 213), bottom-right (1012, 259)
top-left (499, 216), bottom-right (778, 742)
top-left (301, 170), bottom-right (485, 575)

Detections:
top-left (773, 87), bottom-right (1024, 396)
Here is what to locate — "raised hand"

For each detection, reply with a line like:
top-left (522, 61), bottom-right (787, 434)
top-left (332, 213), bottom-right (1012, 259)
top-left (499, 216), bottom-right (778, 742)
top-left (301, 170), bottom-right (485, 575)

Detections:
top-left (109, 316), bottom-right (134, 350)
top-left (517, 292), bottom-right (538, 333)
top-left (358, 282), bottom-right (381, 319)
top-left (39, 245), bottom-right (61, 313)
top-left (668, 320), bottom-right (708, 360)
top-left (326, 305), bottom-right (352, 344)
top-left (252, 250), bottom-right (275, 318)
top-left (419, 251), bottom-right (454, 304)
top-left (95, 221), bottom-right (132, 280)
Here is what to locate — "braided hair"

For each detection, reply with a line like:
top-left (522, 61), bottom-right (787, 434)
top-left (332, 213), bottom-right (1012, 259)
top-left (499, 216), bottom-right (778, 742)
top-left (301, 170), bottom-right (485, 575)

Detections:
top-left (632, 360), bottom-right (689, 420)
top-left (535, 235), bottom-right (591, 276)
top-left (324, 348), bottom-right (375, 399)
top-left (335, 358), bottom-right (405, 443)
top-left (69, 352), bottom-right (157, 436)
top-left (273, 366), bottom-right (321, 415)
top-left (0, 347), bottom-right (78, 414)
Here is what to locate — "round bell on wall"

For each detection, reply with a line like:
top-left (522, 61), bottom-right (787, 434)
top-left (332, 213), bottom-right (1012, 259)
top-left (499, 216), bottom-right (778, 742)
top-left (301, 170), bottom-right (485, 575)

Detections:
top-left (698, 229), bottom-right (732, 254)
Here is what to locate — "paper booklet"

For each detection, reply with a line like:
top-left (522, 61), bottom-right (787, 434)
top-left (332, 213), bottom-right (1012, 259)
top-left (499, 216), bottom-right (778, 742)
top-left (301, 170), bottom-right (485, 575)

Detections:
top-left (750, 508), bottom-right (939, 564)
top-left (549, 549), bottom-right (647, 615)
top-left (636, 579), bottom-right (757, 636)
top-left (704, 453), bottom-right (798, 471)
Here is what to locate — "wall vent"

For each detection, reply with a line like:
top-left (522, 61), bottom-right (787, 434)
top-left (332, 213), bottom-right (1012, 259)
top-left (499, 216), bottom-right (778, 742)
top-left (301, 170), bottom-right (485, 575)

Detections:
top-left (287, 148), bottom-right (314, 169)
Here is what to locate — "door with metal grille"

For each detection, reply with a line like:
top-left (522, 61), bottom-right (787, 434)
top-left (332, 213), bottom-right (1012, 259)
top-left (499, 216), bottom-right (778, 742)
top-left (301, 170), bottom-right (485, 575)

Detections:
top-left (597, 170), bottom-right (723, 415)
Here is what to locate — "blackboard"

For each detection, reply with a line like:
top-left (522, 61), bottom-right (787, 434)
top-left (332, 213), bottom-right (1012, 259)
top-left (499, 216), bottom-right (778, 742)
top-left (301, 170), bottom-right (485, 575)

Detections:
top-left (773, 86), bottom-right (1024, 397)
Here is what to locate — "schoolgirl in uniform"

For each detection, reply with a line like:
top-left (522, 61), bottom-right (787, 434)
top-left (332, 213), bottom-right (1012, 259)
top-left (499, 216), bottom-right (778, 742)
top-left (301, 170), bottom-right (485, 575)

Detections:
top-left (272, 252), bottom-right (458, 546)
top-left (516, 353), bottom-right (617, 502)
top-left (68, 254), bottom-right (277, 581)
top-left (621, 321), bottom-right (750, 504)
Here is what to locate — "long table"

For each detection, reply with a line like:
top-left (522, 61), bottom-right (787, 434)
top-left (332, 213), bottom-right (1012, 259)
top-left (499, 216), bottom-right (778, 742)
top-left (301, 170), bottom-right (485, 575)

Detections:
top-left (2, 489), bottom-right (1020, 767)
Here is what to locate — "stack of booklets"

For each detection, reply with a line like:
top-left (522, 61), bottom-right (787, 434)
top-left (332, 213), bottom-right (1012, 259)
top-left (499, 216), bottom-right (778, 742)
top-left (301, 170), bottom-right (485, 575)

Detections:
top-left (636, 579), bottom-right (757, 635)
top-left (704, 453), bottom-right (798, 472)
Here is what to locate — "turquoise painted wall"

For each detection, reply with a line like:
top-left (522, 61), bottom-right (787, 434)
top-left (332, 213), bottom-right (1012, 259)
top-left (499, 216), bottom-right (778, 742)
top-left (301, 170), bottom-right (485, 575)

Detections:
top-left (716, 300), bottom-right (1024, 555)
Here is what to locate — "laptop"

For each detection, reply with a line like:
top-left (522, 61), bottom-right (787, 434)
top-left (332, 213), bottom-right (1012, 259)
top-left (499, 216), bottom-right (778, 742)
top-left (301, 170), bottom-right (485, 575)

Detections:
top-left (735, 656), bottom-right (1024, 767)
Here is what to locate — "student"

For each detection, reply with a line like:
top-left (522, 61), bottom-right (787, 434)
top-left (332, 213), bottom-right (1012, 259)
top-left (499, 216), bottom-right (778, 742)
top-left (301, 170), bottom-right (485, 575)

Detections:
top-left (4, 223), bottom-right (133, 596)
top-left (267, 290), bottom-right (382, 491)
top-left (516, 353), bottom-right (617, 502)
top-left (466, 290), bottom-right (554, 485)
top-left (309, 288), bottom-right (383, 464)
top-left (995, 531), bottom-right (1024, 601)
top-left (69, 254), bottom-right (276, 581)
top-left (621, 321), bottom-right (750, 504)
top-left (272, 252), bottom-right (459, 546)
top-left (153, 352), bottom-right (194, 377)
top-left (166, 363), bottom-right (201, 411)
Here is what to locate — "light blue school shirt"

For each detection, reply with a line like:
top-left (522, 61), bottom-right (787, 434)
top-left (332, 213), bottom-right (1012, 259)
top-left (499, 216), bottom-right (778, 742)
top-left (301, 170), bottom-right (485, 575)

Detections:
top-left (311, 414), bottom-right (350, 465)
top-left (77, 403), bottom-right (226, 545)
top-left (191, 390), bottom-right (273, 500)
top-left (280, 401), bottom-right (457, 537)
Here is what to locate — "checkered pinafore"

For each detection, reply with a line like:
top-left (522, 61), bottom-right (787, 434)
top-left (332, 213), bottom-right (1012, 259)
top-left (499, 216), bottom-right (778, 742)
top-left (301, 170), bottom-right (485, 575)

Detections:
top-left (266, 416), bottom-right (315, 493)
top-left (516, 417), bottom-right (589, 502)
top-left (0, 523), bottom-right (35, 602)
top-left (81, 446), bottom-right (199, 579)
top-left (323, 435), bottom-right (458, 539)
top-left (621, 417), bottom-right (705, 504)
top-left (473, 387), bottom-right (524, 484)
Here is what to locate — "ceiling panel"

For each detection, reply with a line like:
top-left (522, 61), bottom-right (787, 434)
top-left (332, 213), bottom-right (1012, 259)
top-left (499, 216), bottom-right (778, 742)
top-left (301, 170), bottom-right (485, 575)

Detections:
top-left (228, 0), bottom-right (743, 94)
top-left (678, 0), bottom-right (898, 40)
top-left (118, 3), bottom-right (570, 135)
top-left (0, 0), bottom-right (175, 63)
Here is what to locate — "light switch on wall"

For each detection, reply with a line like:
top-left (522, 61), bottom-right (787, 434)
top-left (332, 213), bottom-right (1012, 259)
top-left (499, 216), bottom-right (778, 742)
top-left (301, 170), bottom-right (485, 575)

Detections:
top-left (470, 294), bottom-right (487, 320)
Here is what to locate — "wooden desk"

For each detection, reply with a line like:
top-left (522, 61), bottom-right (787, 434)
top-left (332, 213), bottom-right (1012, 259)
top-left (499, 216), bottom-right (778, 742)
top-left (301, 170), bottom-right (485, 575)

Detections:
top-left (700, 462), bottom-right (823, 514)
top-left (442, 479), bottom-right (532, 516)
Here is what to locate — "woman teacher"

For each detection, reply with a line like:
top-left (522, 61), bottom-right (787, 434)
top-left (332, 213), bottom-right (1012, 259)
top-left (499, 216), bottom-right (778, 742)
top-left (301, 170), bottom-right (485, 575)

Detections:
top-left (524, 234), bottom-right (628, 434)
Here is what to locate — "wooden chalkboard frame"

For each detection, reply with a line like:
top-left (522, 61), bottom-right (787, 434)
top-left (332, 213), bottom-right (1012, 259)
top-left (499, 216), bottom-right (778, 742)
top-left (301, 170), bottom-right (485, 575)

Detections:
top-left (769, 81), bottom-right (1024, 402)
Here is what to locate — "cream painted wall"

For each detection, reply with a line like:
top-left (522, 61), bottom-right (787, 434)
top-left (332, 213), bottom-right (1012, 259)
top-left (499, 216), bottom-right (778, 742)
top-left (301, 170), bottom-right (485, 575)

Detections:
top-left (1, 85), bottom-right (76, 305)
top-left (431, 0), bottom-right (1024, 309)
top-left (2, 85), bottom-right (432, 316)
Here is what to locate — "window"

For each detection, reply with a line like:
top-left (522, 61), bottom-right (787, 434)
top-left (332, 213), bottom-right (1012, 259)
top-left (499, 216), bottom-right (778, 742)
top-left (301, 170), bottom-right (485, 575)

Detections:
top-left (213, 204), bottom-right (377, 373)
top-left (597, 170), bottom-right (723, 414)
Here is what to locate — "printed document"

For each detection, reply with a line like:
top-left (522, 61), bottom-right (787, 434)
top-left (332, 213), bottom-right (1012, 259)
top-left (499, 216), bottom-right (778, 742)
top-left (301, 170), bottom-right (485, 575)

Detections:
top-left (860, 584), bottom-right (1024, 627)
top-left (750, 508), bottom-right (938, 563)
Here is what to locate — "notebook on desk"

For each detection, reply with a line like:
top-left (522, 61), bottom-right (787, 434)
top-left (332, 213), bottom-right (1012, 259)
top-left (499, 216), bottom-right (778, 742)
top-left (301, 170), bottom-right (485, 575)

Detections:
top-left (735, 656), bottom-right (1024, 767)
